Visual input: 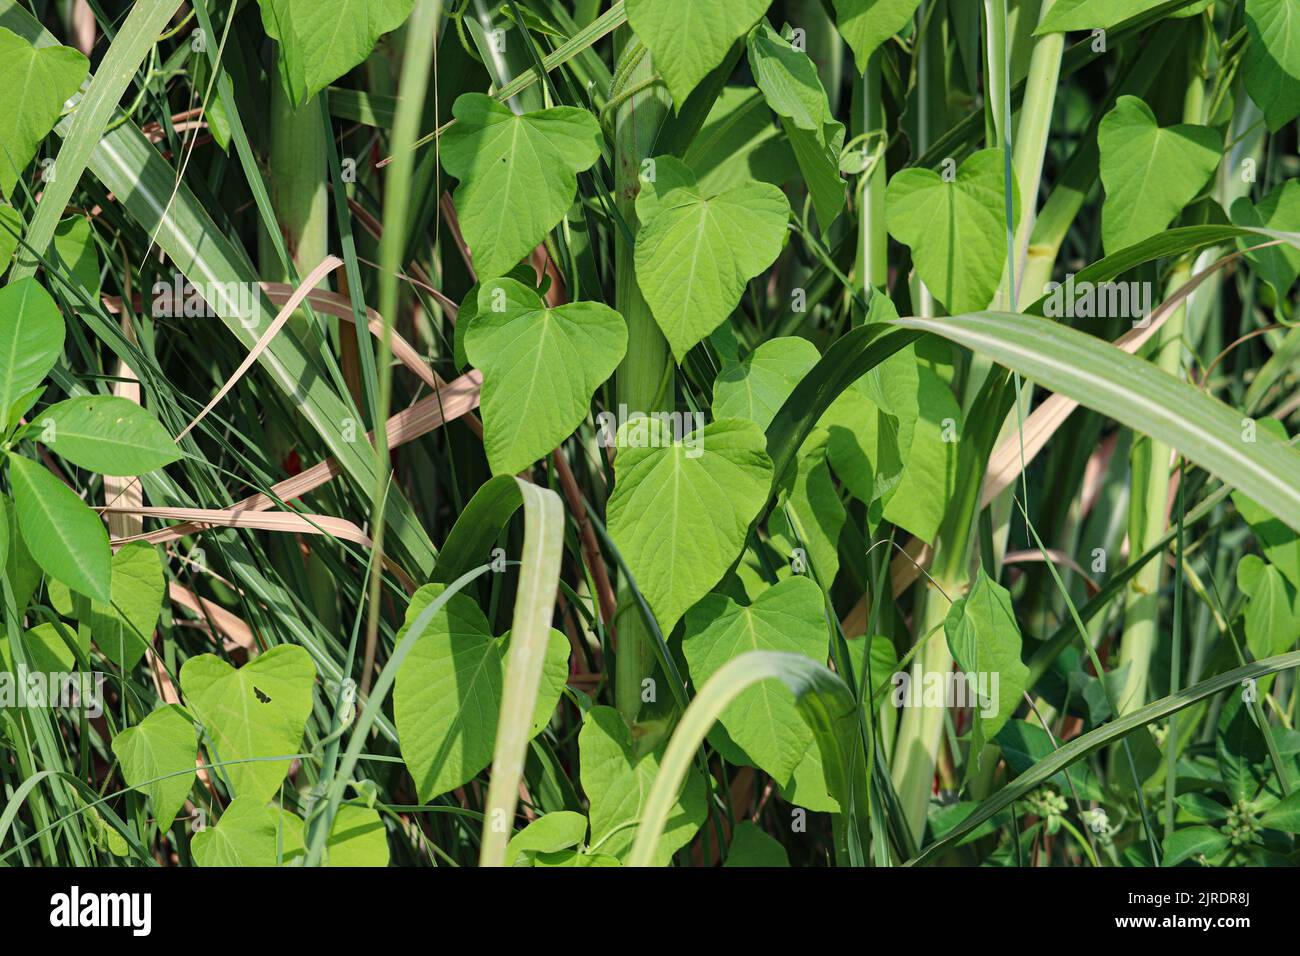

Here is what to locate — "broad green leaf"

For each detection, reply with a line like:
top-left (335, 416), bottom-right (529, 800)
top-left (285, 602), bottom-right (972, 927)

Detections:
top-left (2, 490), bottom-right (38, 609)
top-left (635, 156), bottom-right (789, 360)
top-left (7, 452), bottom-right (109, 603)
top-left (1217, 693), bottom-right (1271, 804)
top-left (36, 395), bottom-right (180, 476)
top-left (0, 278), bottom-right (64, 421)
top-left (0, 28), bottom-right (87, 200)
top-left (1237, 555), bottom-right (1300, 659)
top-left (1162, 826), bottom-right (1230, 867)
top-left (441, 94), bottom-right (602, 279)
top-left (1232, 432), bottom-right (1300, 591)
top-left (179, 645), bottom-right (316, 802)
top-left (683, 87), bottom-right (798, 195)
top-left (579, 705), bottom-right (706, 865)
top-left (0, 205), bottom-right (19, 276)
top-left (52, 216), bottom-right (99, 296)
top-left (682, 576), bottom-right (828, 786)
top-left (393, 584), bottom-right (568, 802)
top-left (897, 311), bottom-right (1300, 532)
top-left (0, 622), bottom-right (76, 680)
top-left (724, 820), bottom-right (789, 866)
top-left (467, 279), bottom-right (626, 476)
top-left (770, 436), bottom-right (845, 586)
top-left (625, 0), bottom-right (772, 107)
top-left (506, 810), bottom-right (588, 865)
top-left (832, 0), bottom-right (923, 74)
top-left (885, 149), bottom-right (1018, 314)
top-left (1097, 96), bottom-right (1221, 254)
top-left (110, 704), bottom-right (196, 832)
top-left (533, 849), bottom-right (621, 867)
top-left (712, 336), bottom-right (819, 431)
top-left (452, 263), bottom-right (537, 371)
top-left (1035, 0), bottom-right (1178, 33)
top-left (944, 568), bottom-right (1029, 746)
top-left (318, 805), bottom-right (389, 866)
top-left (192, 797), bottom-right (301, 867)
top-left (1260, 790), bottom-right (1300, 832)
top-left (1231, 180), bottom-right (1300, 299)
top-left (876, 364), bottom-right (960, 545)
top-left (746, 22), bottom-right (845, 229)
top-left (1244, 0), bottom-right (1300, 132)
top-left (257, 0), bottom-right (415, 105)
top-left (48, 541), bottom-right (163, 672)
top-left (607, 417), bottom-right (773, 635)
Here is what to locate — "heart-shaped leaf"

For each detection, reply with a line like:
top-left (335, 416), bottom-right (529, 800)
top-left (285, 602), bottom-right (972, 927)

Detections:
top-left (0, 278), bottom-right (64, 422)
top-left (36, 395), bottom-right (181, 476)
top-left (712, 336), bottom-right (819, 431)
top-left (1231, 180), bottom-right (1300, 299)
top-left (723, 820), bottom-right (789, 866)
top-left (1244, 0), bottom-right (1300, 131)
top-left (885, 149), bottom-right (1018, 314)
top-left (7, 452), bottom-right (110, 603)
top-left (442, 93), bottom-right (602, 279)
top-left (832, 0), bottom-right (923, 74)
top-left (194, 798), bottom-right (387, 866)
top-left (1237, 555), bottom-right (1300, 659)
top-left (635, 156), bottom-right (789, 361)
top-left (625, 0), bottom-right (772, 107)
top-left (0, 28), bottom-right (88, 200)
top-left (944, 568), bottom-right (1028, 747)
top-left (506, 810), bottom-right (588, 865)
top-left (747, 22), bottom-right (845, 229)
top-left (180, 645), bottom-right (316, 802)
top-left (770, 434), bottom-right (845, 587)
top-left (607, 417), bottom-right (773, 635)
top-left (393, 584), bottom-right (569, 802)
top-left (682, 576), bottom-right (828, 786)
top-left (110, 704), bottom-right (196, 832)
top-left (49, 541), bottom-right (164, 671)
top-left (257, 0), bottom-right (415, 105)
top-left (579, 705), bottom-right (705, 865)
top-left (467, 278), bottom-right (626, 476)
top-left (1098, 96), bottom-right (1221, 254)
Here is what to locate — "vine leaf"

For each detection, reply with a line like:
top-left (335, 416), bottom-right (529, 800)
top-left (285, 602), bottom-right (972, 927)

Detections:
top-left (49, 541), bottom-right (164, 672)
top-left (110, 704), bottom-right (197, 833)
top-left (467, 278), bottom-right (626, 476)
top-left (393, 584), bottom-right (568, 802)
top-left (1243, 0), bottom-right (1300, 131)
top-left (0, 28), bottom-right (88, 200)
top-left (831, 0), bottom-right (923, 74)
top-left (1097, 96), bottom-right (1221, 255)
top-left (442, 93), bottom-right (602, 279)
top-left (944, 568), bottom-right (1028, 753)
top-left (635, 156), bottom-right (789, 361)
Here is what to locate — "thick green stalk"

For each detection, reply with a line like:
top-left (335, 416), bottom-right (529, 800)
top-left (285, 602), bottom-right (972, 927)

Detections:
top-left (261, 80), bottom-right (329, 284)
top-left (611, 39), bottom-right (672, 724)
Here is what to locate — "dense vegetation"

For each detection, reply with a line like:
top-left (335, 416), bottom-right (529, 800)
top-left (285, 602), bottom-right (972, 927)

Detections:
top-left (1, 0), bottom-right (1299, 868)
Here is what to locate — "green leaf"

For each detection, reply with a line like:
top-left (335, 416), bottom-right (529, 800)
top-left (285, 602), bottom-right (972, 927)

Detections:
top-left (885, 149), bottom-right (1018, 314)
top-left (52, 216), bottom-right (99, 296)
top-left (746, 22), bottom-right (845, 229)
top-left (0, 27), bottom-right (87, 200)
top-left (441, 93), bottom-right (602, 279)
top-left (1244, 0), bottom-right (1300, 131)
top-left (110, 704), bottom-right (196, 832)
top-left (1097, 96), bottom-right (1221, 254)
top-left (625, 0), bottom-right (772, 107)
top-left (831, 0), bottom-right (923, 74)
top-left (1162, 826), bottom-right (1229, 867)
top-left (712, 336), bottom-right (819, 431)
top-left (1216, 692), bottom-right (1270, 804)
top-left (393, 584), bottom-right (568, 802)
top-left (579, 705), bottom-right (706, 865)
top-left (2, 490), bottom-right (38, 610)
top-left (257, 0), bottom-right (415, 105)
top-left (319, 805), bottom-right (389, 866)
top-left (607, 417), bottom-right (773, 635)
top-left (683, 87), bottom-right (798, 195)
top-left (1237, 555), bottom-right (1300, 659)
top-left (7, 452), bottom-right (109, 603)
top-left (36, 395), bottom-right (180, 476)
top-left (770, 435), bottom-right (845, 586)
top-left (635, 156), bottom-right (789, 361)
top-left (897, 311), bottom-right (1300, 532)
top-left (1035, 0), bottom-right (1175, 34)
top-left (0, 278), bottom-right (64, 422)
top-left (0, 622), bottom-right (76, 680)
top-left (49, 541), bottom-right (164, 671)
top-left (467, 278), bottom-right (626, 476)
top-left (452, 263), bottom-right (537, 371)
top-left (179, 645), bottom-right (316, 802)
top-left (944, 568), bottom-right (1029, 746)
top-left (724, 820), bottom-right (789, 866)
top-left (192, 797), bottom-right (301, 867)
top-left (683, 577), bottom-right (829, 785)
top-left (0, 204), bottom-right (20, 276)
top-left (1260, 790), bottom-right (1300, 832)
top-left (505, 810), bottom-right (588, 865)
top-left (1231, 180), bottom-right (1300, 300)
